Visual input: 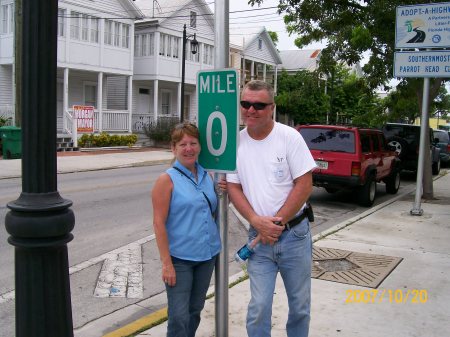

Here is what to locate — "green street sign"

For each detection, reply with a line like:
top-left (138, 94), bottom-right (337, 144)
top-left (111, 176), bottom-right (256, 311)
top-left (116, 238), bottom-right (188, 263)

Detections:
top-left (197, 69), bottom-right (239, 172)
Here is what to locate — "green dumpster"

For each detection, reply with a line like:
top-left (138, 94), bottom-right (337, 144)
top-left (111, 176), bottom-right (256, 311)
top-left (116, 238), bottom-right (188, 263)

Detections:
top-left (0, 126), bottom-right (22, 159)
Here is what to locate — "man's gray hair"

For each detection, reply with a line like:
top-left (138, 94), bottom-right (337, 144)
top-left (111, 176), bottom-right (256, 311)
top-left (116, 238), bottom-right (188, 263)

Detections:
top-left (242, 80), bottom-right (274, 101)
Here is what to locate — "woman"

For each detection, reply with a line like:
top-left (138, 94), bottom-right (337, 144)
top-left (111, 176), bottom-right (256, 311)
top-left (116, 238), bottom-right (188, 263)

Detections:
top-left (152, 122), bottom-right (221, 337)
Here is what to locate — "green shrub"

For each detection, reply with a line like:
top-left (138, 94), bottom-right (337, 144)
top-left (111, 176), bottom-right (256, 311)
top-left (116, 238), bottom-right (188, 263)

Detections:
top-left (0, 115), bottom-right (12, 127)
top-left (144, 117), bottom-right (179, 142)
top-left (78, 132), bottom-right (137, 148)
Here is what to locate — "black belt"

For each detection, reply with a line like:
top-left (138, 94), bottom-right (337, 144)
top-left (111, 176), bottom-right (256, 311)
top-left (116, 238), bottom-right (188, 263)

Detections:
top-left (283, 211), bottom-right (308, 231)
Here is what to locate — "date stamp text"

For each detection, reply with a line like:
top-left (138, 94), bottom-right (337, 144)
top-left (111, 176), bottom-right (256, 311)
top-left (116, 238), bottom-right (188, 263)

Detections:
top-left (345, 289), bottom-right (428, 304)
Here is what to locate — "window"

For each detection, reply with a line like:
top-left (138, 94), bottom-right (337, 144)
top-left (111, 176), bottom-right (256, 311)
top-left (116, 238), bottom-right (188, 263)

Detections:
top-left (159, 33), bottom-right (166, 56)
top-left (161, 91), bottom-right (171, 115)
top-left (299, 128), bottom-right (356, 153)
top-left (70, 11), bottom-right (81, 40)
top-left (258, 38), bottom-right (263, 50)
top-left (134, 35), bottom-right (141, 56)
top-left (166, 35), bottom-right (172, 57)
top-left (81, 14), bottom-right (89, 41)
top-left (1, 3), bottom-right (13, 34)
top-left (90, 17), bottom-right (99, 43)
top-left (84, 83), bottom-right (97, 108)
top-left (190, 11), bottom-right (197, 28)
top-left (135, 34), bottom-right (153, 57)
top-left (139, 88), bottom-right (150, 95)
top-left (149, 33), bottom-right (154, 55)
top-left (104, 20), bottom-right (113, 45)
top-left (360, 133), bottom-right (371, 153)
top-left (203, 44), bottom-right (213, 65)
top-left (122, 24), bottom-right (130, 48)
top-left (141, 34), bottom-right (147, 56)
top-left (172, 36), bottom-right (179, 58)
top-left (58, 8), bottom-right (66, 37)
top-left (114, 22), bottom-right (120, 46)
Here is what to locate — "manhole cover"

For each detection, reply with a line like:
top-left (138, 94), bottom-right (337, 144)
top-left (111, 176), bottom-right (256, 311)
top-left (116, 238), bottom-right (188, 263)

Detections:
top-left (315, 259), bottom-right (359, 272)
top-left (312, 246), bottom-right (403, 288)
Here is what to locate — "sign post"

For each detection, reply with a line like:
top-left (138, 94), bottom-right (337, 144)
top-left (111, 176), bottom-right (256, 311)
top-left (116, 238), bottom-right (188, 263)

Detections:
top-left (395, 2), bottom-right (450, 215)
top-left (197, 68), bottom-right (238, 337)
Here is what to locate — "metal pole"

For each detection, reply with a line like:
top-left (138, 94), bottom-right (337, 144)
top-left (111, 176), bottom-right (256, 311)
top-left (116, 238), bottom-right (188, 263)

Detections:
top-left (411, 77), bottom-right (430, 216)
top-left (5, 1), bottom-right (75, 336)
top-left (181, 24), bottom-right (187, 123)
top-left (214, 1), bottom-right (229, 336)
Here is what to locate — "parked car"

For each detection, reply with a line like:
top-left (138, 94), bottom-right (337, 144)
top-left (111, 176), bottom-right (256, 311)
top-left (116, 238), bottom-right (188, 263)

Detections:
top-left (381, 123), bottom-right (441, 175)
top-left (297, 125), bottom-right (401, 207)
top-left (433, 129), bottom-right (450, 166)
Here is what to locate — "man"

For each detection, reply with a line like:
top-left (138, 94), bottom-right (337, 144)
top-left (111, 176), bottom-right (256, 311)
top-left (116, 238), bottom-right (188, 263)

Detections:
top-left (227, 80), bottom-right (316, 337)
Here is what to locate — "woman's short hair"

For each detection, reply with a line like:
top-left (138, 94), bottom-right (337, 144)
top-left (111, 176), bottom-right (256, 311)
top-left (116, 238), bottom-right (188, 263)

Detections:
top-left (170, 122), bottom-right (200, 148)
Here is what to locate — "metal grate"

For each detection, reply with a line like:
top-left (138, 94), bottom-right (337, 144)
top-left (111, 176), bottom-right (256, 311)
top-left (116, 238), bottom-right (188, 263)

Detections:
top-left (312, 246), bottom-right (403, 288)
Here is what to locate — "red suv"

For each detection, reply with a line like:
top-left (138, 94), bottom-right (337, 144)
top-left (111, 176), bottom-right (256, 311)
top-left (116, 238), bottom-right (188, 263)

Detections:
top-left (297, 125), bottom-right (401, 206)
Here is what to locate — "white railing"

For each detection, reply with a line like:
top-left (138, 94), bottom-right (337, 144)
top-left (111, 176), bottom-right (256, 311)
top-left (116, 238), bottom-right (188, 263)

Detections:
top-left (132, 114), bottom-right (154, 132)
top-left (100, 110), bottom-right (129, 131)
top-left (132, 114), bottom-right (180, 133)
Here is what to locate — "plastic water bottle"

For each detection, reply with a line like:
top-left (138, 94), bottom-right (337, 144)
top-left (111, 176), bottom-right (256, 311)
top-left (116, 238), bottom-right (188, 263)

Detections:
top-left (235, 241), bottom-right (256, 263)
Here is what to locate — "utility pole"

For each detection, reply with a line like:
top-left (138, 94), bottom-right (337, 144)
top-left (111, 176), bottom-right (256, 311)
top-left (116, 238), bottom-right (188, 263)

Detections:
top-left (5, 1), bottom-right (75, 336)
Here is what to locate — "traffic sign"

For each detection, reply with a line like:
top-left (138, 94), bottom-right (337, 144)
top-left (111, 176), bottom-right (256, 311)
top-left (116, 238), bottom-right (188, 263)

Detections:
top-left (394, 50), bottom-right (450, 77)
top-left (197, 69), bottom-right (239, 172)
top-left (396, 2), bottom-right (450, 49)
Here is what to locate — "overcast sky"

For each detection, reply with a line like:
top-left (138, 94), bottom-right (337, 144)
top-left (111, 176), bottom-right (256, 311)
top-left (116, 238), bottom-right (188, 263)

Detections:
top-left (209, 0), bottom-right (326, 51)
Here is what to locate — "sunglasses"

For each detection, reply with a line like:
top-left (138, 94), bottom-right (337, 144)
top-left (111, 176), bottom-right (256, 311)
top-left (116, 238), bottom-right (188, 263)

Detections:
top-left (240, 101), bottom-right (273, 110)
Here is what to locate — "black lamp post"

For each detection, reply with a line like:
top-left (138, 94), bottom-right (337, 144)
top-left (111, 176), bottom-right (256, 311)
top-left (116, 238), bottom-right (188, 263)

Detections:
top-left (180, 23), bottom-right (198, 122)
top-left (5, 1), bottom-right (75, 336)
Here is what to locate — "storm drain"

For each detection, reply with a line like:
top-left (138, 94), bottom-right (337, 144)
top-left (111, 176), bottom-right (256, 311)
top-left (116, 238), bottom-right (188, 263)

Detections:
top-left (312, 246), bottom-right (403, 288)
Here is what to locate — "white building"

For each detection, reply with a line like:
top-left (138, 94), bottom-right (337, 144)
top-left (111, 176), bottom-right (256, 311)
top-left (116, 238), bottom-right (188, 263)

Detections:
top-left (131, 0), bottom-right (282, 131)
top-left (0, 0), bottom-right (143, 135)
top-left (1, 0), bottom-right (284, 140)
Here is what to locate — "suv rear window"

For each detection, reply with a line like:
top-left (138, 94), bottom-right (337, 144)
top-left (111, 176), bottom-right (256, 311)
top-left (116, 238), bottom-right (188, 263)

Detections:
top-left (299, 128), bottom-right (355, 153)
top-left (433, 130), bottom-right (449, 143)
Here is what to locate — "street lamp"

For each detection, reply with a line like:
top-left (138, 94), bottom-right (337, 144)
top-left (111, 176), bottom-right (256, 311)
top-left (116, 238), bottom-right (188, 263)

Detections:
top-left (181, 23), bottom-right (198, 122)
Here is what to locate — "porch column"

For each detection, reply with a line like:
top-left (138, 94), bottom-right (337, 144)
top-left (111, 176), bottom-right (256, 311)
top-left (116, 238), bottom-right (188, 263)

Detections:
top-left (250, 60), bottom-right (255, 80)
top-left (153, 79), bottom-right (158, 122)
top-left (241, 55), bottom-right (246, 88)
top-left (263, 64), bottom-right (267, 82)
top-left (63, 68), bottom-right (69, 132)
top-left (97, 72), bottom-right (103, 133)
top-left (178, 82), bottom-right (182, 121)
top-left (128, 75), bottom-right (132, 133)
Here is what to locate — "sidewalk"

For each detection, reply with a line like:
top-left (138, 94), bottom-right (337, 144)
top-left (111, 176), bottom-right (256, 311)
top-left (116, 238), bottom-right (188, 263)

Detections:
top-left (110, 172), bottom-right (450, 337)
top-left (2, 150), bottom-right (449, 336)
top-left (0, 147), bottom-right (173, 179)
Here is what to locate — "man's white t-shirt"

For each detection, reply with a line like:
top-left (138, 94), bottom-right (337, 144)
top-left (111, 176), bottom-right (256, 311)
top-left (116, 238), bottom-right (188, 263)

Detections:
top-left (227, 122), bottom-right (316, 217)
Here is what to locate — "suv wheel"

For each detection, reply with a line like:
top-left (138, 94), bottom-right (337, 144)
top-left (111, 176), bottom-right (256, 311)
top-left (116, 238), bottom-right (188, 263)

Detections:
top-left (388, 137), bottom-right (408, 159)
top-left (385, 170), bottom-right (401, 194)
top-left (358, 175), bottom-right (376, 207)
top-left (432, 158), bottom-right (441, 175)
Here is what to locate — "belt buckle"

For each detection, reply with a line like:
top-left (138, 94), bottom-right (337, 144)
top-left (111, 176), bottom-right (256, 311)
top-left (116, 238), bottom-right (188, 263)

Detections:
top-left (285, 222), bottom-right (291, 231)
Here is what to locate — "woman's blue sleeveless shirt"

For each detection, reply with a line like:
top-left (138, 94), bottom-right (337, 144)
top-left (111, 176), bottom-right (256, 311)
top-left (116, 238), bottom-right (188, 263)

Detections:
top-left (165, 160), bottom-right (221, 261)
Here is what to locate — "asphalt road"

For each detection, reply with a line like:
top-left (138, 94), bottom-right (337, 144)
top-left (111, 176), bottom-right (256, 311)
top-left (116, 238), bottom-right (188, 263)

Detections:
top-left (0, 165), bottom-right (417, 337)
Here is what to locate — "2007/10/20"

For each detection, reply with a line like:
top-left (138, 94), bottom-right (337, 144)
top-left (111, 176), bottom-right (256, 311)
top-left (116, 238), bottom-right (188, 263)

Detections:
top-left (345, 289), bottom-right (428, 304)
